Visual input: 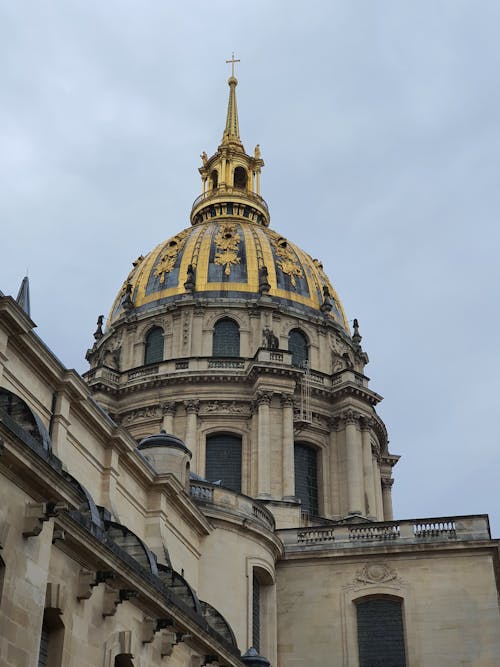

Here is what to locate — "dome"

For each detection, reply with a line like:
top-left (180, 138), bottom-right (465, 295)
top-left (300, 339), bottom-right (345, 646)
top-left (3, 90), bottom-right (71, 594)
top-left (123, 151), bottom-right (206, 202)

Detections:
top-left (107, 74), bottom-right (349, 334)
top-left (108, 219), bottom-right (349, 331)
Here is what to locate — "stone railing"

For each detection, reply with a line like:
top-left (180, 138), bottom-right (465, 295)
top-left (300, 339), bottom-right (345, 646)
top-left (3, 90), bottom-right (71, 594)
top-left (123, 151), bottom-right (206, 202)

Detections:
top-left (189, 481), bottom-right (275, 532)
top-left (191, 186), bottom-right (269, 216)
top-left (128, 365), bottom-right (159, 381)
top-left (280, 515), bottom-right (491, 550)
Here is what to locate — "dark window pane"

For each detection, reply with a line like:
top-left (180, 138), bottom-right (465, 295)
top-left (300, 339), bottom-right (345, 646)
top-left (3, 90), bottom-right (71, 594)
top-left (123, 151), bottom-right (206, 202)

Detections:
top-left (288, 329), bottom-right (308, 368)
top-left (145, 327), bottom-right (163, 364)
top-left (213, 319), bottom-right (240, 357)
top-left (252, 573), bottom-right (261, 652)
top-left (38, 624), bottom-right (49, 667)
top-left (294, 443), bottom-right (318, 515)
top-left (206, 434), bottom-right (242, 493)
top-left (357, 598), bottom-right (406, 667)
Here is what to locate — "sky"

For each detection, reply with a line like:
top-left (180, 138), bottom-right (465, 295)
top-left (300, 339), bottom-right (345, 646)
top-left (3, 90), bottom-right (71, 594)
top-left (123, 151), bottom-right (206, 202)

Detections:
top-left (1, 1), bottom-right (499, 536)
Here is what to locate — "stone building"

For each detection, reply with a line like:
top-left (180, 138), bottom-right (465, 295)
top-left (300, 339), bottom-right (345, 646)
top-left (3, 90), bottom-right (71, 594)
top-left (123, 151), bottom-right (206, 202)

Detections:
top-left (0, 70), bottom-right (499, 667)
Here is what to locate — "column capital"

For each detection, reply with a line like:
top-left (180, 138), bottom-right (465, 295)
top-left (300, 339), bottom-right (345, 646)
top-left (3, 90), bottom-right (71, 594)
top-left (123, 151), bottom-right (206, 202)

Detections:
top-left (280, 393), bottom-right (294, 408)
top-left (161, 401), bottom-right (177, 416)
top-left (381, 476), bottom-right (394, 490)
top-left (341, 408), bottom-right (362, 426)
top-left (360, 415), bottom-right (373, 431)
top-left (327, 416), bottom-right (342, 431)
top-left (184, 399), bottom-right (200, 414)
top-left (255, 390), bottom-right (273, 407)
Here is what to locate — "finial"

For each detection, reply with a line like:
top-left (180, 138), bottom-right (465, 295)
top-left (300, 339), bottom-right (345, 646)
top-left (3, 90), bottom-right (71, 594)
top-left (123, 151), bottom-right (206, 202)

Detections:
top-left (16, 276), bottom-right (31, 317)
top-left (225, 52), bottom-right (240, 79)
top-left (223, 54), bottom-right (241, 143)
top-left (93, 315), bottom-right (104, 340)
top-left (352, 318), bottom-right (362, 348)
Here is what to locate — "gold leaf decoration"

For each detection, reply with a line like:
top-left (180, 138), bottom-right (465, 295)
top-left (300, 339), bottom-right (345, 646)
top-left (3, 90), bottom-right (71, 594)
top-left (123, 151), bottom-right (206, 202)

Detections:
top-left (214, 223), bottom-right (241, 276)
top-left (272, 236), bottom-right (303, 287)
top-left (154, 231), bottom-right (189, 284)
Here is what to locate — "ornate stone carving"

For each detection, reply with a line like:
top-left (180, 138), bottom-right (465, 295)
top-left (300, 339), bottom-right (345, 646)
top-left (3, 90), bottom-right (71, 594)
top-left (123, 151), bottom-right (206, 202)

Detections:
top-left (360, 416), bottom-right (373, 431)
top-left (381, 477), bottom-right (394, 490)
top-left (256, 391), bottom-right (273, 407)
top-left (214, 223), bottom-right (241, 275)
top-left (154, 230), bottom-right (190, 284)
top-left (201, 401), bottom-right (249, 415)
top-left (161, 401), bottom-right (176, 416)
top-left (280, 393), bottom-right (294, 408)
top-left (122, 405), bottom-right (160, 423)
top-left (341, 409), bottom-right (361, 426)
top-left (184, 400), bottom-right (200, 414)
top-left (271, 236), bottom-right (303, 287)
top-left (354, 562), bottom-right (399, 586)
top-left (262, 326), bottom-right (279, 349)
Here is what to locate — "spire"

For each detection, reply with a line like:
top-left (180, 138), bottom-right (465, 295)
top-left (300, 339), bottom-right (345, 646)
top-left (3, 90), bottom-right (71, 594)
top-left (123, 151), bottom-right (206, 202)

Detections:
top-left (16, 276), bottom-right (30, 317)
top-left (223, 53), bottom-right (241, 145)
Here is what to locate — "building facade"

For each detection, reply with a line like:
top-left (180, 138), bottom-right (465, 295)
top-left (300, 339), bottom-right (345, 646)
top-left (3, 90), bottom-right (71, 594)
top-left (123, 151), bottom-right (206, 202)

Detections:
top-left (0, 73), bottom-right (499, 667)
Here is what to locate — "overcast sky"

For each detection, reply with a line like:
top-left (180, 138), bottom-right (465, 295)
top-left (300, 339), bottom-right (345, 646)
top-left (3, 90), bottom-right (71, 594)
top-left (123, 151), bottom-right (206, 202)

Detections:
top-left (1, 1), bottom-right (499, 536)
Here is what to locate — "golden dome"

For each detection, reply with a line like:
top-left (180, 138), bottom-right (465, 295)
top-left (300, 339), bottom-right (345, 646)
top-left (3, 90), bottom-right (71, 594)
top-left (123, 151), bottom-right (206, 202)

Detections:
top-left (108, 72), bottom-right (349, 332)
top-left (108, 219), bottom-right (349, 331)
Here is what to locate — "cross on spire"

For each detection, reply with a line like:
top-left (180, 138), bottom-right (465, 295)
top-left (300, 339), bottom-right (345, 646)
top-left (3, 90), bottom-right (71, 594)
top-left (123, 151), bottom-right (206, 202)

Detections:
top-left (226, 52), bottom-right (240, 78)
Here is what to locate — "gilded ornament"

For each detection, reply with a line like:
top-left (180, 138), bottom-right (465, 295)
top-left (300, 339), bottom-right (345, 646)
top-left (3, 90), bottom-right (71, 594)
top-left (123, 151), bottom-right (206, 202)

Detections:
top-left (154, 231), bottom-right (189, 284)
top-left (272, 237), bottom-right (303, 287)
top-left (214, 223), bottom-right (241, 276)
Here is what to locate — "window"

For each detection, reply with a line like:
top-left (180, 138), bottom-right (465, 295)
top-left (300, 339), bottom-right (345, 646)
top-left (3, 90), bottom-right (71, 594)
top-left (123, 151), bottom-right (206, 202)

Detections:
top-left (212, 318), bottom-right (240, 357)
top-left (294, 443), bottom-right (318, 515)
top-left (210, 169), bottom-right (218, 189)
top-left (115, 656), bottom-right (134, 667)
top-left (252, 572), bottom-right (261, 651)
top-left (234, 166), bottom-right (248, 189)
top-left (356, 597), bottom-right (406, 667)
top-left (144, 327), bottom-right (163, 365)
top-left (288, 329), bottom-right (308, 368)
top-left (37, 610), bottom-right (64, 667)
top-left (206, 434), bottom-right (242, 493)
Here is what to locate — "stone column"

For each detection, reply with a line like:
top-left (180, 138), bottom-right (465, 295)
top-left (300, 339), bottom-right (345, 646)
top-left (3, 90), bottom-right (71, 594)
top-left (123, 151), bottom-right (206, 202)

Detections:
top-left (328, 418), bottom-right (340, 517)
top-left (161, 402), bottom-right (176, 433)
top-left (344, 410), bottom-right (364, 515)
top-left (256, 391), bottom-right (272, 499)
top-left (184, 400), bottom-right (199, 469)
top-left (281, 394), bottom-right (295, 500)
top-left (381, 477), bottom-right (394, 521)
top-left (360, 418), bottom-right (377, 519)
top-left (256, 170), bottom-right (261, 194)
top-left (372, 453), bottom-right (384, 520)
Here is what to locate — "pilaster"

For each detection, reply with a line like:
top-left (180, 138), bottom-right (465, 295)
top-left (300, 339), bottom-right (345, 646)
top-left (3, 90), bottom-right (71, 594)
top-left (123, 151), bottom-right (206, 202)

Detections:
top-left (256, 391), bottom-right (272, 499)
top-left (280, 394), bottom-right (295, 500)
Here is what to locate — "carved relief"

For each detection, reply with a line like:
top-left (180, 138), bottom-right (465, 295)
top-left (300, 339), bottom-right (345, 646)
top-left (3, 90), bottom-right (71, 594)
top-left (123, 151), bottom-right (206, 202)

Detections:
top-left (214, 223), bottom-right (241, 275)
top-left (271, 236), bottom-right (303, 287)
top-left (154, 230), bottom-right (190, 284)
top-left (354, 562), bottom-right (401, 587)
top-left (122, 405), bottom-right (161, 424)
top-left (201, 401), bottom-right (250, 415)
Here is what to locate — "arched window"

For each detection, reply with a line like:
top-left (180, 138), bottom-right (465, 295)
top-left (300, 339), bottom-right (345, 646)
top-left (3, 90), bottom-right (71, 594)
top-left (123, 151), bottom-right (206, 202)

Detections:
top-left (210, 169), bottom-right (218, 189)
top-left (206, 434), bottom-right (242, 493)
top-left (356, 597), bottom-right (406, 667)
top-left (288, 329), bottom-right (308, 368)
top-left (294, 443), bottom-right (318, 515)
top-left (233, 166), bottom-right (247, 189)
top-left (115, 657), bottom-right (134, 667)
top-left (212, 318), bottom-right (240, 357)
top-left (144, 327), bottom-right (163, 365)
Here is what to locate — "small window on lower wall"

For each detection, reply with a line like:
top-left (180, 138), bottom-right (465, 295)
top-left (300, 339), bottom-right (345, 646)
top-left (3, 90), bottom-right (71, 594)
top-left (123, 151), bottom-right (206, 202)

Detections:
top-left (37, 610), bottom-right (64, 667)
top-left (356, 597), bottom-right (406, 667)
